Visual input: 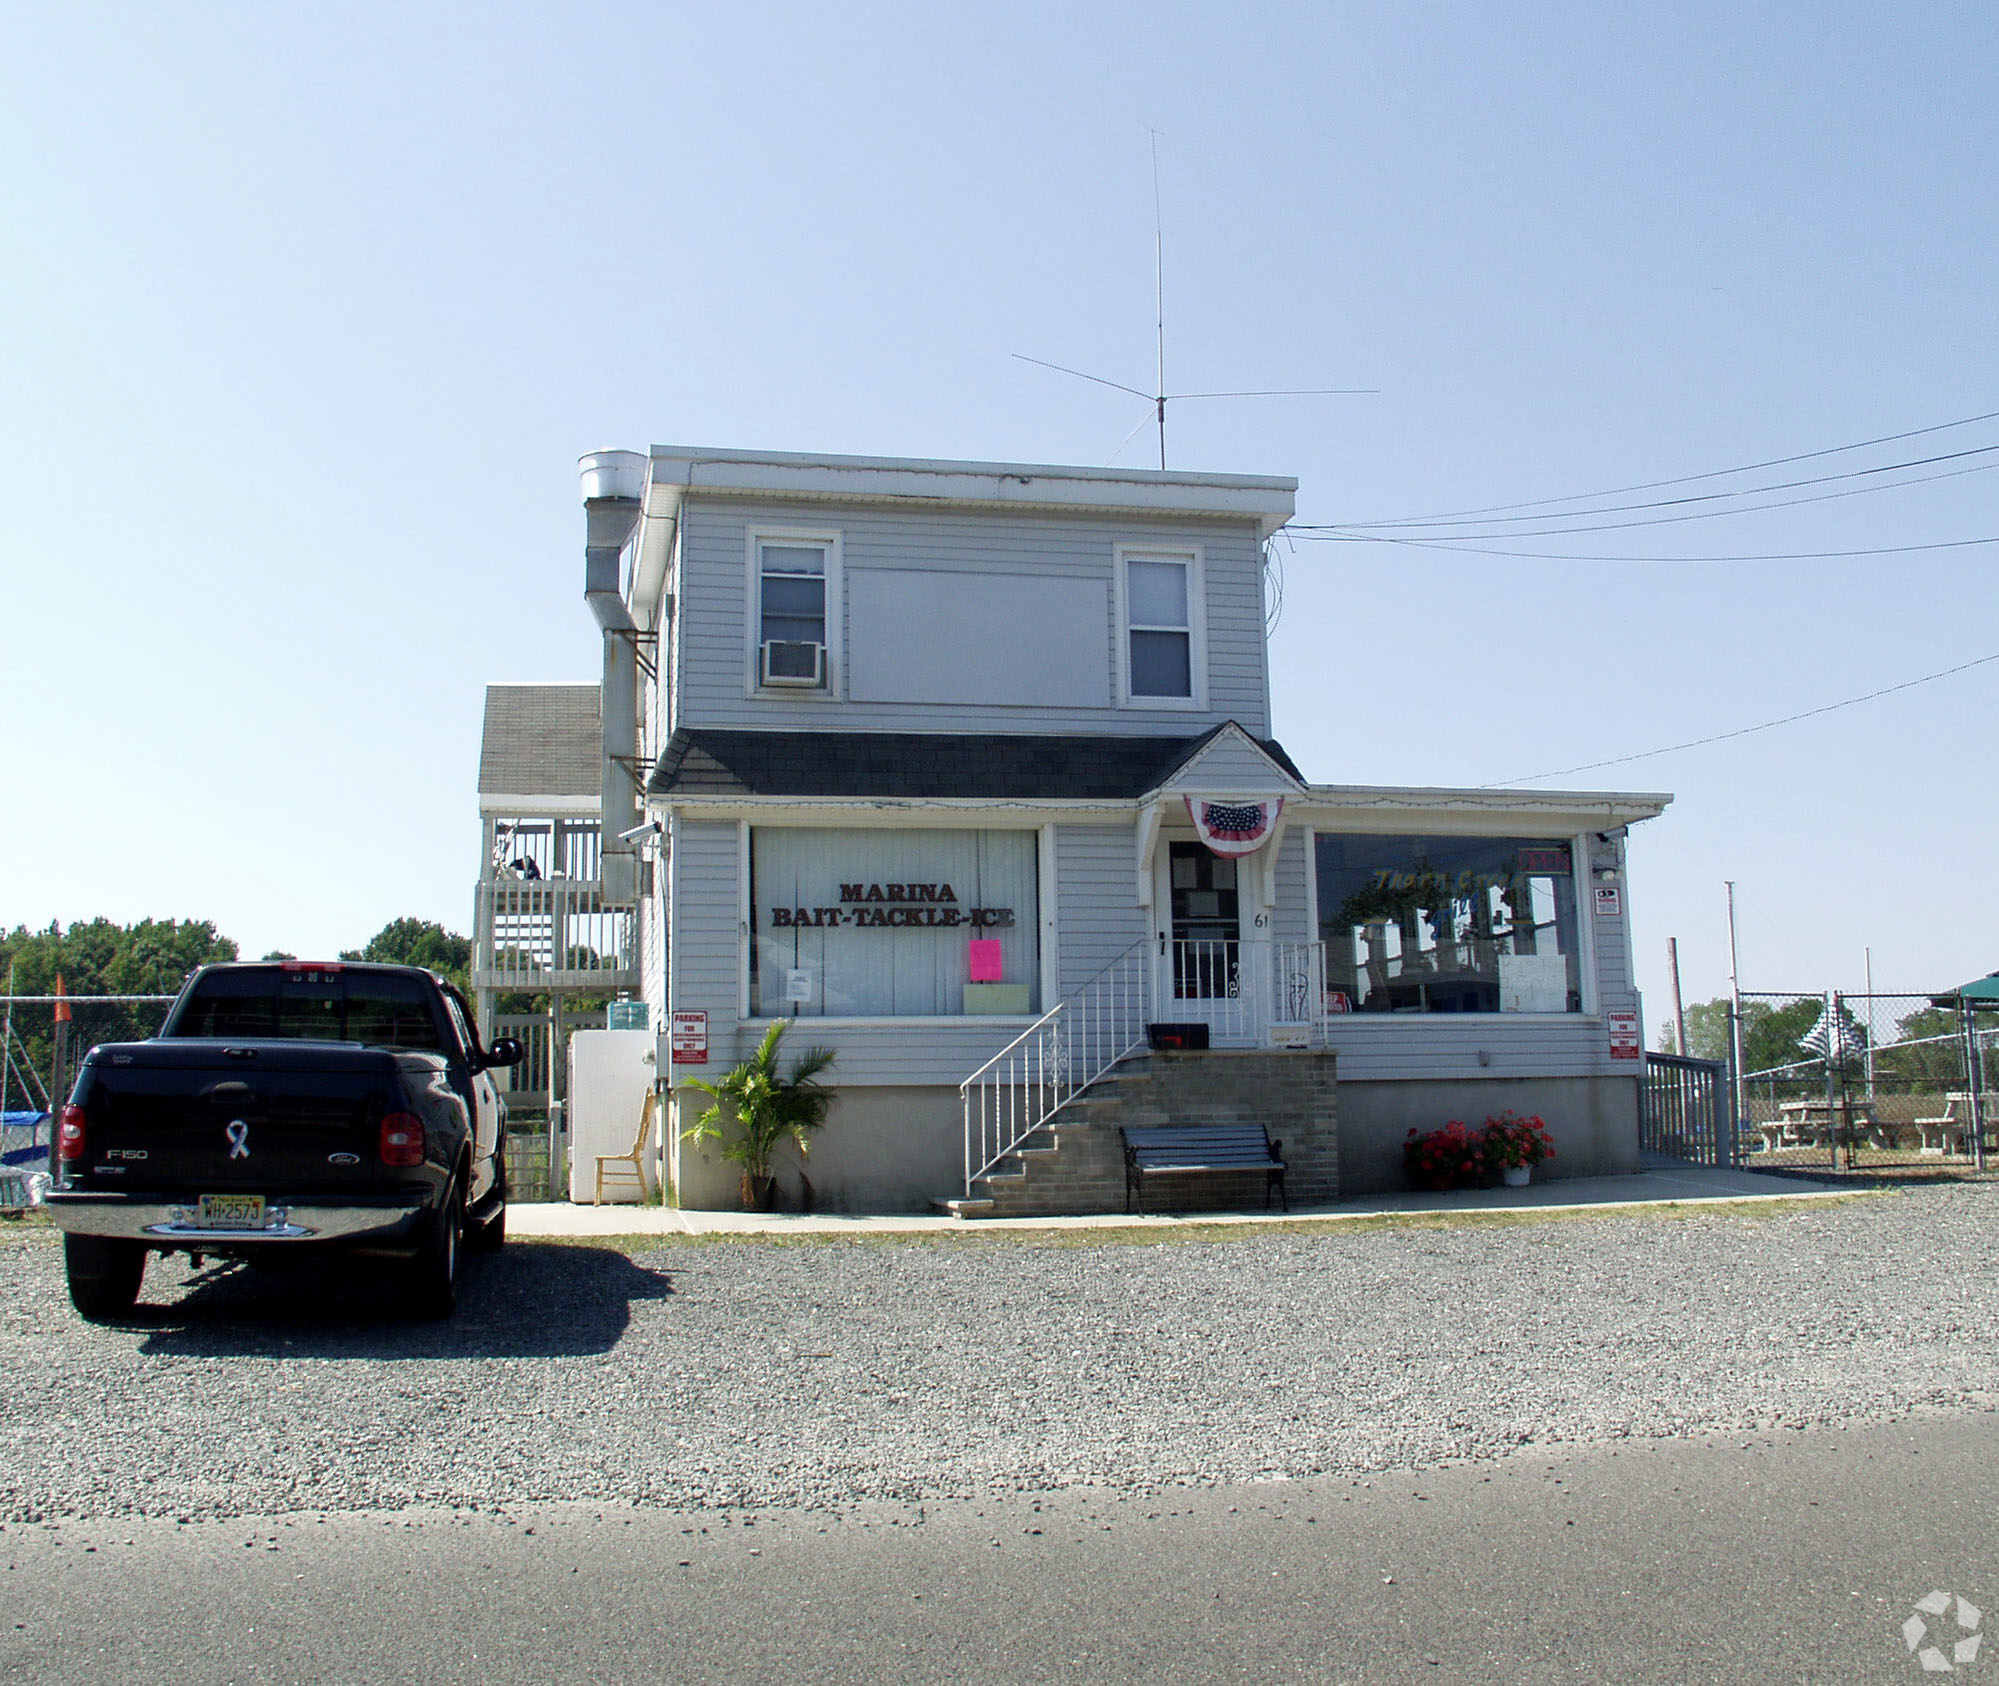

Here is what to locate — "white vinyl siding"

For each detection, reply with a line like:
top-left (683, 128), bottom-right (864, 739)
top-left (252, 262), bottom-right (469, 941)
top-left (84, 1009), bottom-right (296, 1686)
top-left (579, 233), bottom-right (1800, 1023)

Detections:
top-left (1056, 825), bottom-right (1149, 994)
top-left (678, 500), bottom-right (1267, 735)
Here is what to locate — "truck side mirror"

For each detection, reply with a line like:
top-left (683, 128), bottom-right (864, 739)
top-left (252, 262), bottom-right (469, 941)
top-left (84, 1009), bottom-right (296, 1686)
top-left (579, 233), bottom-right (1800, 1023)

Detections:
top-left (484, 1037), bottom-right (526, 1069)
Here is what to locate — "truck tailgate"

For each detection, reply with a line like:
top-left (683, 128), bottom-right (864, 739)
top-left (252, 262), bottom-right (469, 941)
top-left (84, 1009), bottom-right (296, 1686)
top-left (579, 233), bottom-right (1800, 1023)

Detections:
top-left (72, 1041), bottom-right (410, 1193)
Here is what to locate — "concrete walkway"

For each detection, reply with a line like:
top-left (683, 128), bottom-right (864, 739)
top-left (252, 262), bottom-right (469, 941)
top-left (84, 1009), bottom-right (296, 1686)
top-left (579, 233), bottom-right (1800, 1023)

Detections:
top-left (507, 1155), bottom-right (1849, 1238)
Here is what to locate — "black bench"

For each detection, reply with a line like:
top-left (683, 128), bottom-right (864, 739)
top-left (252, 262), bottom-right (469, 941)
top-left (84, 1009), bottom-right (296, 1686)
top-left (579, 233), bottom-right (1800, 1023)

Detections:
top-left (1120, 1125), bottom-right (1287, 1215)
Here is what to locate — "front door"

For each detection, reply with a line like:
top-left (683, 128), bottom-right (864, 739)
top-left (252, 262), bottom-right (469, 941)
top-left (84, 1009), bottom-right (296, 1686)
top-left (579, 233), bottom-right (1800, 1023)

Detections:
top-left (1157, 840), bottom-right (1254, 1045)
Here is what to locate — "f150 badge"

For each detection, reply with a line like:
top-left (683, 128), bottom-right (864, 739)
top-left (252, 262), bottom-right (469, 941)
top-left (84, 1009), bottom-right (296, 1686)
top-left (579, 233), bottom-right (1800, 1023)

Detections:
top-left (226, 1119), bottom-right (251, 1159)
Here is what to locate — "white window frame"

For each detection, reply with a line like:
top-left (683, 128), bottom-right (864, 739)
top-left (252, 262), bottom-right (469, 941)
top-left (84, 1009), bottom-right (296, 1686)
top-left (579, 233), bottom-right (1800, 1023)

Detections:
top-left (744, 525), bottom-right (843, 701)
top-left (1113, 543), bottom-right (1206, 710)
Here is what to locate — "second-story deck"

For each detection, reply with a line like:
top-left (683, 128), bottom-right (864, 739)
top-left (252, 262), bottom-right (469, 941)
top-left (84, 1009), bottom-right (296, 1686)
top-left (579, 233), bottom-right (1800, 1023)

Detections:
top-left (474, 811), bottom-right (639, 993)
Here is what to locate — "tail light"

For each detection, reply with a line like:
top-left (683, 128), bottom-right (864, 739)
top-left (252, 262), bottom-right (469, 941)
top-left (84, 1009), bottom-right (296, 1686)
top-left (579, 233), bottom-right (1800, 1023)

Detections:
top-left (57, 1104), bottom-right (87, 1162)
top-left (378, 1112), bottom-right (426, 1167)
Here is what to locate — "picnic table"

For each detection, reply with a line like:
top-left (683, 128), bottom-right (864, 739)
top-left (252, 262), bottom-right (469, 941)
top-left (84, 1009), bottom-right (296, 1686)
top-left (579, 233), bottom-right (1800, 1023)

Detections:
top-left (1759, 1099), bottom-right (1890, 1154)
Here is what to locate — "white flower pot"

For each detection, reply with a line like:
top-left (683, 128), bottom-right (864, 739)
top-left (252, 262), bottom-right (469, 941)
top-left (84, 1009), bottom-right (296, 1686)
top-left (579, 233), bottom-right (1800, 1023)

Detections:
top-left (1501, 1165), bottom-right (1531, 1188)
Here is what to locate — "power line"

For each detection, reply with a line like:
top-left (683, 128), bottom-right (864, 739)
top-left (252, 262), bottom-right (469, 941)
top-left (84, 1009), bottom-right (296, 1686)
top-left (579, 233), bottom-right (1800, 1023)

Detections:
top-left (1288, 455), bottom-right (1999, 543)
top-left (1337, 404), bottom-right (1999, 526)
top-left (1321, 440), bottom-right (1999, 531)
top-left (1279, 531), bottom-right (1999, 565)
top-left (1490, 650), bottom-right (1999, 786)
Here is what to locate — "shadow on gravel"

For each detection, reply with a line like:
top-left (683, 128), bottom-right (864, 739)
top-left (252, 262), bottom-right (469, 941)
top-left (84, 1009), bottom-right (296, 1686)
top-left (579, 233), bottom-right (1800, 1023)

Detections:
top-left (121, 1244), bottom-right (673, 1360)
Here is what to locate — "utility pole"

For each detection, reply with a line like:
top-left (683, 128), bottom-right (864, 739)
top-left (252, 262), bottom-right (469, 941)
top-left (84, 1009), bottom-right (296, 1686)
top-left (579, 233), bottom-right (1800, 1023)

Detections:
top-left (1668, 937), bottom-right (1689, 1057)
top-left (0, 961), bottom-right (13, 1120)
top-left (1864, 945), bottom-right (1876, 1099)
top-left (1725, 882), bottom-right (1746, 1130)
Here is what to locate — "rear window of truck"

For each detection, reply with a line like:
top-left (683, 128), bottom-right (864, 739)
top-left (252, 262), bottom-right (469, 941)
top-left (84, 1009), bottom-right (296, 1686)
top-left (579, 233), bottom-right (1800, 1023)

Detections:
top-left (172, 969), bottom-right (448, 1052)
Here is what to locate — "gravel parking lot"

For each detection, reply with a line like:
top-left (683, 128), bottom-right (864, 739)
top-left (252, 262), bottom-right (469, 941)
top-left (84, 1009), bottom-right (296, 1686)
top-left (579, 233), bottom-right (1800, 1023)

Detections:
top-left (3, 1186), bottom-right (1996, 1526)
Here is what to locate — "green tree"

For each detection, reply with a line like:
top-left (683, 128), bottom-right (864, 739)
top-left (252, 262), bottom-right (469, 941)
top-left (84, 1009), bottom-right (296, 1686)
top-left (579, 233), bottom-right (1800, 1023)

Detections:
top-left (1873, 1005), bottom-right (1966, 1090)
top-left (1659, 998), bottom-right (1731, 1059)
top-left (339, 918), bottom-right (472, 998)
top-left (1, 918), bottom-right (239, 1107)
top-left (1665, 996), bottom-right (1857, 1083)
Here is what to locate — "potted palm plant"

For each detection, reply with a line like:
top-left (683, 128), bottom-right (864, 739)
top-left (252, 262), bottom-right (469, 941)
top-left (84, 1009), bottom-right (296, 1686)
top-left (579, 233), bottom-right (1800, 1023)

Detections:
top-left (681, 1020), bottom-right (837, 1210)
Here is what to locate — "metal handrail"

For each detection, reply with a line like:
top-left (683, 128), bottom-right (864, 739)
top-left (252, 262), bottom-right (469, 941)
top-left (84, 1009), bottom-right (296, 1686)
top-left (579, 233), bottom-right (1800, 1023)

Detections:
top-left (960, 938), bottom-right (1153, 1196)
top-left (1641, 1051), bottom-right (1735, 1167)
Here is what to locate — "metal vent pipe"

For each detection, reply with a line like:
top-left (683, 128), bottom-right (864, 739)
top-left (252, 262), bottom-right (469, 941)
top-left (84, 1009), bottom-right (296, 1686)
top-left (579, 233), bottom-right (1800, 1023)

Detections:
top-left (579, 450), bottom-right (647, 904)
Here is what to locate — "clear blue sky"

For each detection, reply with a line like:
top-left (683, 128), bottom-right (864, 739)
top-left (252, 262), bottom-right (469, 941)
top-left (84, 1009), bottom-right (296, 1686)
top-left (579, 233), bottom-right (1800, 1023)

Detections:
top-left (4, 1), bottom-right (1993, 1023)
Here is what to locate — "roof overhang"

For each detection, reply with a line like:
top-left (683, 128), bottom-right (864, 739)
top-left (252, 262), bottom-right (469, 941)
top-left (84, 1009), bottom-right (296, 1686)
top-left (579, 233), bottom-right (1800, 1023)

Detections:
top-left (1290, 784), bottom-right (1672, 834)
top-left (650, 796), bottom-right (1137, 827)
top-left (646, 784), bottom-right (1671, 834)
top-left (639, 444), bottom-right (1295, 530)
top-left (479, 793), bottom-right (603, 819)
top-left (1930, 971), bottom-right (1999, 1010)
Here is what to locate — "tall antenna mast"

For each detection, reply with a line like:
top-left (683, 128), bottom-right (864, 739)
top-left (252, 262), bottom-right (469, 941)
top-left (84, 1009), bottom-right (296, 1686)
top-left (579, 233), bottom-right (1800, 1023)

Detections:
top-left (1152, 128), bottom-right (1167, 470)
top-left (1016, 136), bottom-right (1375, 470)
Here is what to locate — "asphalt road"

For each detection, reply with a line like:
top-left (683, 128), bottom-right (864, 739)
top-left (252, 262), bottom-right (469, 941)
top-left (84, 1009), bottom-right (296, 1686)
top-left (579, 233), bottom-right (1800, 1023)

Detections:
top-left (4, 1410), bottom-right (1992, 1684)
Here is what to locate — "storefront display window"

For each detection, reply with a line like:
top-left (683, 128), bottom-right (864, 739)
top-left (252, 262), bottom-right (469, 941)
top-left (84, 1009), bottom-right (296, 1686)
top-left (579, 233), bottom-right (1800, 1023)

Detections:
top-left (751, 828), bottom-right (1040, 1018)
top-left (1315, 834), bottom-right (1582, 1014)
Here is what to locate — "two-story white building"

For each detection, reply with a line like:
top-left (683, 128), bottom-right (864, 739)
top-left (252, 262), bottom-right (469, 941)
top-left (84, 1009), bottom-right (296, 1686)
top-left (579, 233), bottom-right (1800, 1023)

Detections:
top-left (567, 444), bottom-right (1669, 1213)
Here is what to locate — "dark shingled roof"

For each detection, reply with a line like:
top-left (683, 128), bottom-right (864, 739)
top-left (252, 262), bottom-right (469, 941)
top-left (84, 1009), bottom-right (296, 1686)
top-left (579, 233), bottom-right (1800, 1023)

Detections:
top-left (478, 684), bottom-right (602, 798)
top-left (648, 725), bottom-right (1304, 801)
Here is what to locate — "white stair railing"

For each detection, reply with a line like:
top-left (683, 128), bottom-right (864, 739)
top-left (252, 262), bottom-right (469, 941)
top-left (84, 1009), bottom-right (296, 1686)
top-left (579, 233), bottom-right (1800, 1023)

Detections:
top-left (960, 939), bottom-right (1153, 1195)
top-left (1161, 939), bottom-right (1328, 1045)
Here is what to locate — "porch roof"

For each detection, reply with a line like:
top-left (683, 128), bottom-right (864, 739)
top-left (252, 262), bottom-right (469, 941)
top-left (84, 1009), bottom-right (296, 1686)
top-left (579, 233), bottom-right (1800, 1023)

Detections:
top-left (648, 725), bottom-right (1306, 802)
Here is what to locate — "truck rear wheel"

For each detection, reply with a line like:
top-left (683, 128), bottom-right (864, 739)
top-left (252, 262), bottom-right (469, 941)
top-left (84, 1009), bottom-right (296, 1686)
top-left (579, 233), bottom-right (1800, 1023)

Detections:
top-left (408, 1180), bottom-right (461, 1319)
top-left (65, 1234), bottom-right (147, 1322)
top-left (468, 1163), bottom-right (507, 1253)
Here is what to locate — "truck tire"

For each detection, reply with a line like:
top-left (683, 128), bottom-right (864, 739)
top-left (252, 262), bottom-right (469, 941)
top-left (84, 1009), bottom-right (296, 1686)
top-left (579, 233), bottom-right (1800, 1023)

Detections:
top-left (409, 1179), bottom-right (462, 1319)
top-left (65, 1234), bottom-right (147, 1322)
top-left (468, 1163), bottom-right (507, 1253)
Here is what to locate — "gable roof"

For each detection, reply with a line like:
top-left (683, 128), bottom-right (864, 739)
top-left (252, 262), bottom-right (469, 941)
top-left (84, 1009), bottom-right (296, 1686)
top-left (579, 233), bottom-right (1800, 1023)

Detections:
top-left (1140, 721), bottom-right (1309, 797)
top-left (478, 684), bottom-right (602, 799)
top-left (649, 726), bottom-right (1305, 803)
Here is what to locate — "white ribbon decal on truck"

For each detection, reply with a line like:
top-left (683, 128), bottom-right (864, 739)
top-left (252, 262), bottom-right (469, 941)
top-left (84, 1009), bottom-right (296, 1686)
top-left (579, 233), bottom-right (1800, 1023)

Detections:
top-left (226, 1120), bottom-right (251, 1160)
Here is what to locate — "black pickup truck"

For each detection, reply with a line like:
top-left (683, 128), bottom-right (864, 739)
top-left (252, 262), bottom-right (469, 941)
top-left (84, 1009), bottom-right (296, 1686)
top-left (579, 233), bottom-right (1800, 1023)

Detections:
top-left (44, 961), bottom-right (521, 1321)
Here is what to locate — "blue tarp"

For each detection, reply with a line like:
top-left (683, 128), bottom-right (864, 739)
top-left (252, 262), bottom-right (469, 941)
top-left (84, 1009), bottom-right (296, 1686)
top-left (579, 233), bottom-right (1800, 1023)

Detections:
top-left (1, 1110), bottom-right (49, 1168)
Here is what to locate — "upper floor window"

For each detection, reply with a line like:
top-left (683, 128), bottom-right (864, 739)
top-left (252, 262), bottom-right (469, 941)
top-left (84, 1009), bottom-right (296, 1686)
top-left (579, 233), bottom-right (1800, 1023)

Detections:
top-left (747, 528), bottom-right (841, 695)
top-left (1116, 544), bottom-right (1205, 707)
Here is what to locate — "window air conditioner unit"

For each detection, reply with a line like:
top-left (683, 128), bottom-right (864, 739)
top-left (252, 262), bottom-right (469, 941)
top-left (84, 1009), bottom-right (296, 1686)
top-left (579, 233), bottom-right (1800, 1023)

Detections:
top-left (760, 640), bottom-right (825, 686)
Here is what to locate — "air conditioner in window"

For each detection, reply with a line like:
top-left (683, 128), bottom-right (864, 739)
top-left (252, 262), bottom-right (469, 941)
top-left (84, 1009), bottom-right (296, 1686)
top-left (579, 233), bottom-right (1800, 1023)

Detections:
top-left (760, 640), bottom-right (825, 687)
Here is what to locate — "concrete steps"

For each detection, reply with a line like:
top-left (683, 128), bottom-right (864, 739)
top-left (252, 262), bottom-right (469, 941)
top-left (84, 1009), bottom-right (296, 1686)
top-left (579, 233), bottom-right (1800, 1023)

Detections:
top-left (939, 1050), bottom-right (1339, 1218)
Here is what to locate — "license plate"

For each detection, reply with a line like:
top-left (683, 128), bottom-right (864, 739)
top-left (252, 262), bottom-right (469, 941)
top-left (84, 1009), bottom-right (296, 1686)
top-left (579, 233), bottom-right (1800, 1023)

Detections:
top-left (196, 1194), bottom-right (267, 1229)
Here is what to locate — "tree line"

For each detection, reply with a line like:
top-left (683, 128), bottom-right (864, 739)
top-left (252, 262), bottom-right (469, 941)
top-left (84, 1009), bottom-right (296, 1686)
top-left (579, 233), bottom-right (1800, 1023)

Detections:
top-left (0, 916), bottom-right (473, 1112)
top-left (1664, 995), bottom-right (1972, 1091)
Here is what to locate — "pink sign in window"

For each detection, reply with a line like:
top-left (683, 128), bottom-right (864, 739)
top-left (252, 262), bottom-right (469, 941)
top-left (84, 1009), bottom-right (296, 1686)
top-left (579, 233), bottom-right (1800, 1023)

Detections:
top-left (967, 939), bottom-right (1003, 982)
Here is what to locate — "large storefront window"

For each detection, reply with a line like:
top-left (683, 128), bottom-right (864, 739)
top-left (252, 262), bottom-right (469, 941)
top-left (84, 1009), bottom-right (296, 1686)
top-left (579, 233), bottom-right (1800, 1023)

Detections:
top-left (751, 828), bottom-right (1040, 1018)
top-left (1316, 834), bottom-right (1582, 1014)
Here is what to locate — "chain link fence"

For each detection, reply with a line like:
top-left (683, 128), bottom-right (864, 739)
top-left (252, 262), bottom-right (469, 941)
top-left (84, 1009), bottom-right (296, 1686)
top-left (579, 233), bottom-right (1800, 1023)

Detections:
top-left (1735, 990), bottom-right (1993, 1176)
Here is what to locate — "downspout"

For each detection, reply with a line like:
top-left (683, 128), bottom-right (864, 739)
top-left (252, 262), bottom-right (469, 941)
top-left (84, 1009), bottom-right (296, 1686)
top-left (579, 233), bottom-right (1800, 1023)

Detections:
top-left (580, 450), bottom-right (647, 905)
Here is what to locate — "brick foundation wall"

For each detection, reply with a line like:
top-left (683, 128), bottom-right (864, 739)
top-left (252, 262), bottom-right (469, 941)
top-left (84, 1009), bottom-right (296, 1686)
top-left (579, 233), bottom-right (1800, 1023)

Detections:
top-left (969, 1050), bottom-right (1338, 1216)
